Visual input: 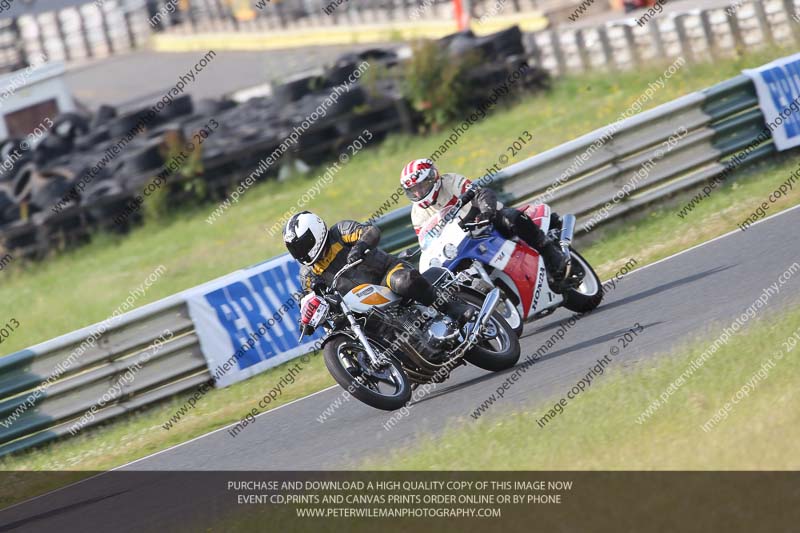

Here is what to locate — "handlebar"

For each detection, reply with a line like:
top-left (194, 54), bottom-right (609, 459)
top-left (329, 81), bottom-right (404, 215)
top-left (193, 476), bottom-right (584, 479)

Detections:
top-left (459, 185), bottom-right (477, 206)
top-left (462, 218), bottom-right (491, 230)
top-left (398, 247), bottom-right (421, 260)
top-left (299, 254), bottom-right (366, 342)
top-left (331, 256), bottom-right (364, 290)
top-left (441, 185), bottom-right (479, 226)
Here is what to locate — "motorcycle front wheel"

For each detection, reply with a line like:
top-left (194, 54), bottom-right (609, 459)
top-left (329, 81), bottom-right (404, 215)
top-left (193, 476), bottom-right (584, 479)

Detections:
top-left (323, 334), bottom-right (412, 411)
top-left (458, 292), bottom-right (521, 371)
top-left (497, 294), bottom-right (524, 336)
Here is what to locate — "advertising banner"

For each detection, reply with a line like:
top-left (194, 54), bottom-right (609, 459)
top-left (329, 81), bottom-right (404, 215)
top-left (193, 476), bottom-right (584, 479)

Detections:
top-left (185, 254), bottom-right (322, 388)
top-left (743, 52), bottom-right (800, 151)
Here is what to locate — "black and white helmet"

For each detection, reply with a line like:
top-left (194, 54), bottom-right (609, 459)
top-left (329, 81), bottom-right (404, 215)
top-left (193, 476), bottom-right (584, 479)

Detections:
top-left (283, 211), bottom-right (328, 265)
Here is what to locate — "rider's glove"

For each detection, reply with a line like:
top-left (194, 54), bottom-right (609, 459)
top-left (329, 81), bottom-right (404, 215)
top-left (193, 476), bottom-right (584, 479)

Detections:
top-left (474, 212), bottom-right (493, 225)
top-left (311, 280), bottom-right (326, 296)
top-left (478, 202), bottom-right (497, 219)
top-left (347, 242), bottom-right (369, 264)
top-left (458, 205), bottom-right (482, 230)
top-left (474, 188), bottom-right (498, 218)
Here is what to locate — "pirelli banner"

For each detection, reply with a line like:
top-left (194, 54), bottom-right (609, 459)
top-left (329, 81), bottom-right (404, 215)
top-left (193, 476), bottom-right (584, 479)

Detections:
top-left (184, 254), bottom-right (322, 388)
top-left (743, 52), bottom-right (800, 151)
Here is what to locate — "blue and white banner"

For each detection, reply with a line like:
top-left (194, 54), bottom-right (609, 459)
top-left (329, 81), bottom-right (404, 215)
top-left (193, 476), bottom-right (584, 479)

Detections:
top-left (184, 254), bottom-right (322, 388)
top-left (743, 52), bottom-right (800, 151)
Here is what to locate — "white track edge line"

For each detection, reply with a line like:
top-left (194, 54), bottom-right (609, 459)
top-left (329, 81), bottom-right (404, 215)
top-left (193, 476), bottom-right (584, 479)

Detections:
top-left (0, 385), bottom-right (339, 514)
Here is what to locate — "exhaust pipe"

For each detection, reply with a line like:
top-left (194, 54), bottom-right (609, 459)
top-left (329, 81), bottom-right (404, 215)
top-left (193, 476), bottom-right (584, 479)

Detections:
top-left (467, 288), bottom-right (501, 344)
top-left (558, 214), bottom-right (576, 280)
top-left (559, 214), bottom-right (576, 254)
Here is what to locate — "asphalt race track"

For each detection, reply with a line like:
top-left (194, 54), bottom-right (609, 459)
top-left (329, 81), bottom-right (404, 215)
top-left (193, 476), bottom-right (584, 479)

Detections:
top-left (2, 206), bottom-right (800, 530)
top-left (126, 205), bottom-right (800, 470)
top-left (65, 45), bottom-right (397, 108)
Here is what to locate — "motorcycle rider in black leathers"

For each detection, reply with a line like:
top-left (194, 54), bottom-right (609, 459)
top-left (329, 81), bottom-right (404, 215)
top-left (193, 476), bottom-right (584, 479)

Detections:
top-left (283, 211), bottom-right (473, 335)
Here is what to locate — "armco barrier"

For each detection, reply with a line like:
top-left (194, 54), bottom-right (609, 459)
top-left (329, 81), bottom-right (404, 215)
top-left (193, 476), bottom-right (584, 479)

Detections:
top-left (378, 73), bottom-right (774, 253)
top-left (0, 70), bottom-right (787, 458)
top-left (0, 295), bottom-right (209, 458)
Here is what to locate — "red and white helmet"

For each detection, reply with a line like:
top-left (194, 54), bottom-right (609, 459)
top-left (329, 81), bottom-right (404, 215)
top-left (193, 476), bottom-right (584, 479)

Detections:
top-left (401, 158), bottom-right (441, 208)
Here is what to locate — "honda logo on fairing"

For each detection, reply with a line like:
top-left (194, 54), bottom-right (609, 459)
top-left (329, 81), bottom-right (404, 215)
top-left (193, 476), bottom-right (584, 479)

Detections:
top-left (531, 265), bottom-right (546, 312)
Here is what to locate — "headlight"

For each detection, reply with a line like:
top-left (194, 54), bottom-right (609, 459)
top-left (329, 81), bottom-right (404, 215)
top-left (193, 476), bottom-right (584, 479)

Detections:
top-left (430, 257), bottom-right (442, 267)
top-left (443, 243), bottom-right (458, 259)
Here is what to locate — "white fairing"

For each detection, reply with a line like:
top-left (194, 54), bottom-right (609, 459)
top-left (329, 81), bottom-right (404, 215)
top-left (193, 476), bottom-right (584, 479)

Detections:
top-left (418, 206), bottom-right (466, 271)
top-left (417, 202), bottom-right (565, 324)
top-left (526, 258), bottom-right (563, 318)
top-left (518, 203), bottom-right (563, 318)
top-left (342, 284), bottom-right (402, 314)
top-left (487, 240), bottom-right (516, 271)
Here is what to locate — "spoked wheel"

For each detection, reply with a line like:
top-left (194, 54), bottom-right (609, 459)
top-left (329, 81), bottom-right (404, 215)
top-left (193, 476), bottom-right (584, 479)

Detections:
top-left (562, 249), bottom-right (603, 313)
top-left (458, 292), bottom-right (521, 371)
top-left (323, 334), bottom-right (412, 411)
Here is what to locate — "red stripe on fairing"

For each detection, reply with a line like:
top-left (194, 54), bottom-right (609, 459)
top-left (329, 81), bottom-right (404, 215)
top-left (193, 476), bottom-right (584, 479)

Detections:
top-left (500, 242), bottom-right (540, 318)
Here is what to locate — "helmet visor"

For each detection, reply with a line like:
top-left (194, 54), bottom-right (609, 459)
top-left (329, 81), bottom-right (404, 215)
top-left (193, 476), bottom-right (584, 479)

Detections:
top-left (286, 229), bottom-right (317, 265)
top-left (404, 179), bottom-right (435, 202)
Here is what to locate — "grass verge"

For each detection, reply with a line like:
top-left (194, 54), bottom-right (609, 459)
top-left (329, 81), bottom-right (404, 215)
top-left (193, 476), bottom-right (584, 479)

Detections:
top-left (1, 153), bottom-right (798, 476)
top-left (0, 47), bottom-right (799, 478)
top-left (365, 303), bottom-right (800, 470)
top-left (0, 46), bottom-right (792, 354)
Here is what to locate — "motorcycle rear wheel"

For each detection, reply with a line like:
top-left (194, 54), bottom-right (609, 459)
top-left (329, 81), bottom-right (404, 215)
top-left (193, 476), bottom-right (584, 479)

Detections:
top-left (323, 334), bottom-right (412, 411)
top-left (562, 249), bottom-right (604, 313)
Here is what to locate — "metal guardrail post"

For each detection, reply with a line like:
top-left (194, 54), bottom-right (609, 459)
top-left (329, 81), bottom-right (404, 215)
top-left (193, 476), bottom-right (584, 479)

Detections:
top-left (77, 6), bottom-right (94, 59)
top-left (98, 2), bottom-right (115, 55)
top-left (700, 10), bottom-right (718, 61)
top-left (123, 10), bottom-right (137, 50)
top-left (726, 9), bottom-right (745, 54)
top-left (672, 14), bottom-right (693, 64)
top-left (648, 19), bottom-right (666, 60)
top-left (575, 29), bottom-right (591, 71)
top-left (619, 22), bottom-right (640, 67)
top-left (548, 29), bottom-right (566, 75)
top-left (753, 0), bottom-right (775, 47)
top-left (597, 26), bottom-right (615, 69)
top-left (784, 0), bottom-right (800, 45)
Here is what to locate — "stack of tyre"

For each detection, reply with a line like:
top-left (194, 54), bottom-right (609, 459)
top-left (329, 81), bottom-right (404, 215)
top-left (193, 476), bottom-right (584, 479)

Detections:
top-left (441, 26), bottom-right (550, 105)
top-left (267, 48), bottom-right (403, 165)
top-left (0, 47), bottom-right (405, 253)
top-left (0, 29), bottom-right (548, 259)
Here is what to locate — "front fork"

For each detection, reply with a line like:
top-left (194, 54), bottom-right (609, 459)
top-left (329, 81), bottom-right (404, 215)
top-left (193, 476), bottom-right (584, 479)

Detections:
top-left (340, 300), bottom-right (386, 368)
top-left (468, 260), bottom-right (520, 323)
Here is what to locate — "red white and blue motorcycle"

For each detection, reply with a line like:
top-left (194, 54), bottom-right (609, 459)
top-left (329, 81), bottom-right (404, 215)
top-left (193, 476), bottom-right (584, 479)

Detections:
top-left (414, 188), bottom-right (603, 335)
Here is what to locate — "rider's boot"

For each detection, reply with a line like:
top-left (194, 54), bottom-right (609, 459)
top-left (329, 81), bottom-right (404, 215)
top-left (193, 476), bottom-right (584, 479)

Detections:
top-left (539, 238), bottom-right (570, 292)
top-left (409, 270), bottom-right (475, 327)
top-left (511, 212), bottom-right (570, 291)
top-left (432, 288), bottom-right (476, 327)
